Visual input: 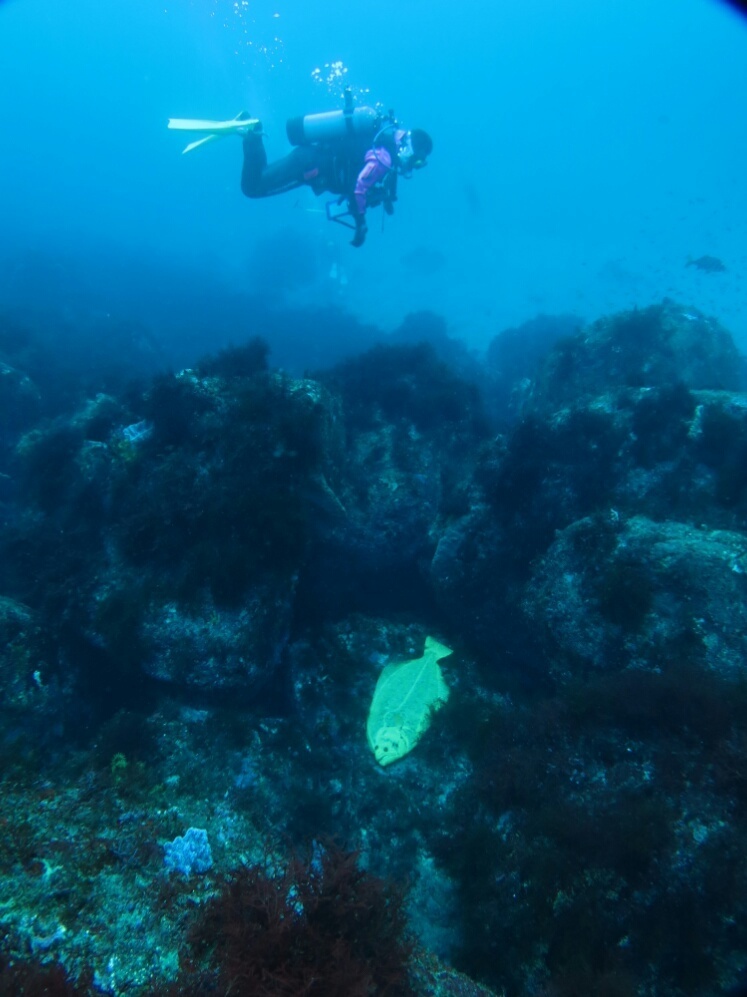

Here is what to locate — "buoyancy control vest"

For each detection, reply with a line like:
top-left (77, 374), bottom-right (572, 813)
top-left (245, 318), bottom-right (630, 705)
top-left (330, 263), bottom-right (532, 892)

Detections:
top-left (287, 91), bottom-right (400, 212)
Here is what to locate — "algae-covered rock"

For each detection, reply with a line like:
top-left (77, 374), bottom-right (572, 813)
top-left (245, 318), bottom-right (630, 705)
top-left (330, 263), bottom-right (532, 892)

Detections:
top-left (524, 514), bottom-right (747, 681)
top-left (0, 597), bottom-right (72, 753)
top-left (303, 342), bottom-right (487, 619)
top-left (139, 588), bottom-right (293, 692)
top-left (0, 360), bottom-right (41, 449)
top-left (532, 300), bottom-right (742, 412)
top-left (484, 312), bottom-right (582, 426)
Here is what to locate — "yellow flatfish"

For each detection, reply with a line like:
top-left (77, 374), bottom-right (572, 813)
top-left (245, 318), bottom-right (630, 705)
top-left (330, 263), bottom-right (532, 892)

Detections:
top-left (366, 636), bottom-right (452, 767)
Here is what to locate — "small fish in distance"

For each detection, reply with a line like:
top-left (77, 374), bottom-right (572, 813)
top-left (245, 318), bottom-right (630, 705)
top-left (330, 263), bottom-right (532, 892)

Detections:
top-left (686, 255), bottom-right (727, 273)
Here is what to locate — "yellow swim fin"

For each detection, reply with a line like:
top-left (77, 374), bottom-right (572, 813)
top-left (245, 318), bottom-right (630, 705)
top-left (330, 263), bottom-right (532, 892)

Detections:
top-left (167, 113), bottom-right (262, 154)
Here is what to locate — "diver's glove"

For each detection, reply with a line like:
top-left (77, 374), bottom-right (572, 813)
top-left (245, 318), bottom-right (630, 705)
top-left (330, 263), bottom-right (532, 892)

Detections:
top-left (351, 219), bottom-right (368, 248)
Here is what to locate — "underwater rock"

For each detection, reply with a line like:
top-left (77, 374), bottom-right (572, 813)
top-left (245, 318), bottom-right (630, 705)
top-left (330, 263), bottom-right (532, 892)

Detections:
top-left (0, 369), bottom-right (24, 496)
top-left (484, 312), bottom-right (582, 426)
top-left (427, 505), bottom-right (531, 662)
top-left (2, 362), bottom-right (347, 699)
top-left (532, 300), bottom-right (743, 412)
top-left (94, 370), bottom-right (342, 692)
top-left (0, 597), bottom-right (73, 753)
top-left (320, 340), bottom-right (486, 438)
top-left (524, 514), bottom-right (747, 682)
top-left (138, 587), bottom-right (293, 692)
top-left (301, 343), bottom-right (487, 620)
top-left (0, 305), bottom-right (163, 422)
top-left (429, 390), bottom-right (640, 659)
top-left (387, 312), bottom-right (491, 407)
top-left (298, 416), bottom-right (442, 620)
top-left (256, 304), bottom-right (382, 375)
top-left (0, 360), bottom-right (41, 462)
top-left (684, 390), bottom-right (747, 523)
top-left (430, 378), bottom-right (747, 662)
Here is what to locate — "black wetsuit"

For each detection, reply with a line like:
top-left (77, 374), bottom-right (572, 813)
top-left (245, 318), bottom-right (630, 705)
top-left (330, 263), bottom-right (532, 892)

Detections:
top-left (240, 130), bottom-right (393, 203)
top-left (241, 134), bottom-right (327, 198)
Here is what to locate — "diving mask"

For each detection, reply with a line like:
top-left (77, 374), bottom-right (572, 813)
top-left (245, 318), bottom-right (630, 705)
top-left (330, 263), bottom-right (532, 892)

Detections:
top-left (397, 131), bottom-right (427, 173)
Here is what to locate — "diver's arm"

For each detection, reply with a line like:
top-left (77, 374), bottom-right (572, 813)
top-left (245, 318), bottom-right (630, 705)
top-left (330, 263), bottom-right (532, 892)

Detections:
top-left (351, 146), bottom-right (392, 231)
top-left (349, 147), bottom-right (390, 247)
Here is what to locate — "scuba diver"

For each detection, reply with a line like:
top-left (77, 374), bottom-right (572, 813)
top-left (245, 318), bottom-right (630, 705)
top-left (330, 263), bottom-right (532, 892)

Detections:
top-left (168, 91), bottom-right (433, 248)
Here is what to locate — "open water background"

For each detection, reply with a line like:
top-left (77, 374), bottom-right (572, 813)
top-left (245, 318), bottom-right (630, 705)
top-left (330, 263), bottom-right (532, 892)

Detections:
top-left (0, 0), bottom-right (745, 355)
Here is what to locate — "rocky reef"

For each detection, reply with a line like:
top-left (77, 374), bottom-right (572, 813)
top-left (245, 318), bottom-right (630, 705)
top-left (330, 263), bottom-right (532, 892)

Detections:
top-left (1, 298), bottom-right (747, 996)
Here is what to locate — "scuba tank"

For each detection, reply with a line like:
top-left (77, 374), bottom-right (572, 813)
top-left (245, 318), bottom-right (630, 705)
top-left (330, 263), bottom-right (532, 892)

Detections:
top-left (286, 88), bottom-right (381, 147)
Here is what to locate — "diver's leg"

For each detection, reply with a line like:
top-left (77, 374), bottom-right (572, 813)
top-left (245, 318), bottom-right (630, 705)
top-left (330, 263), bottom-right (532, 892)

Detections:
top-left (241, 136), bottom-right (320, 199)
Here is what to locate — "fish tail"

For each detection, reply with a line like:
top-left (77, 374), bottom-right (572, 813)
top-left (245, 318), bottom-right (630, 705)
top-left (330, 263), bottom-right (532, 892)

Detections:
top-left (425, 636), bottom-right (453, 660)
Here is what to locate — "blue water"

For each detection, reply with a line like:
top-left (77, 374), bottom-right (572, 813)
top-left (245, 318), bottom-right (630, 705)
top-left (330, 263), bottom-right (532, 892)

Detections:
top-left (1, 0), bottom-right (746, 352)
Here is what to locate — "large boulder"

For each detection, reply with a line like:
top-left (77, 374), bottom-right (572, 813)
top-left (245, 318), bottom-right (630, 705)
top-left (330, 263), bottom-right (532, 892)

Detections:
top-left (429, 372), bottom-right (747, 659)
top-left (3, 356), bottom-right (343, 697)
top-left (484, 312), bottom-right (582, 426)
top-left (94, 367), bottom-right (340, 693)
top-left (302, 342), bottom-right (489, 619)
top-left (532, 300), bottom-right (742, 412)
top-left (524, 514), bottom-right (747, 682)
